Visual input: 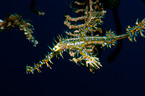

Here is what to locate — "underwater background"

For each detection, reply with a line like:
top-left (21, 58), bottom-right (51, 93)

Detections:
top-left (0, 0), bottom-right (145, 96)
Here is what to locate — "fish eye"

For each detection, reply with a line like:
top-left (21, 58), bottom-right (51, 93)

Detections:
top-left (53, 45), bottom-right (59, 51)
top-left (55, 47), bottom-right (57, 50)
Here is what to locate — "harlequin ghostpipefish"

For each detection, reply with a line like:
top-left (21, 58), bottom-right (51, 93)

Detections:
top-left (26, 0), bottom-right (145, 74)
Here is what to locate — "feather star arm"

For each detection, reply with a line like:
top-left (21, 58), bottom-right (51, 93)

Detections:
top-left (0, 14), bottom-right (38, 47)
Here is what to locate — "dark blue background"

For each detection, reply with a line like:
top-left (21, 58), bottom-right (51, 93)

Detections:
top-left (0, 0), bottom-right (145, 96)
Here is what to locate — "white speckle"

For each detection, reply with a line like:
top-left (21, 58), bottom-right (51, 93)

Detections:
top-left (0, 19), bottom-right (3, 23)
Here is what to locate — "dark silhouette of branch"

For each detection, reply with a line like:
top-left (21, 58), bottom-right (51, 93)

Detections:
top-left (29, 0), bottom-right (45, 16)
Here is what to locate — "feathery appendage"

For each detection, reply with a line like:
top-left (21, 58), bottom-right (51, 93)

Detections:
top-left (26, 0), bottom-right (145, 74)
top-left (126, 18), bottom-right (145, 42)
top-left (0, 14), bottom-right (38, 47)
